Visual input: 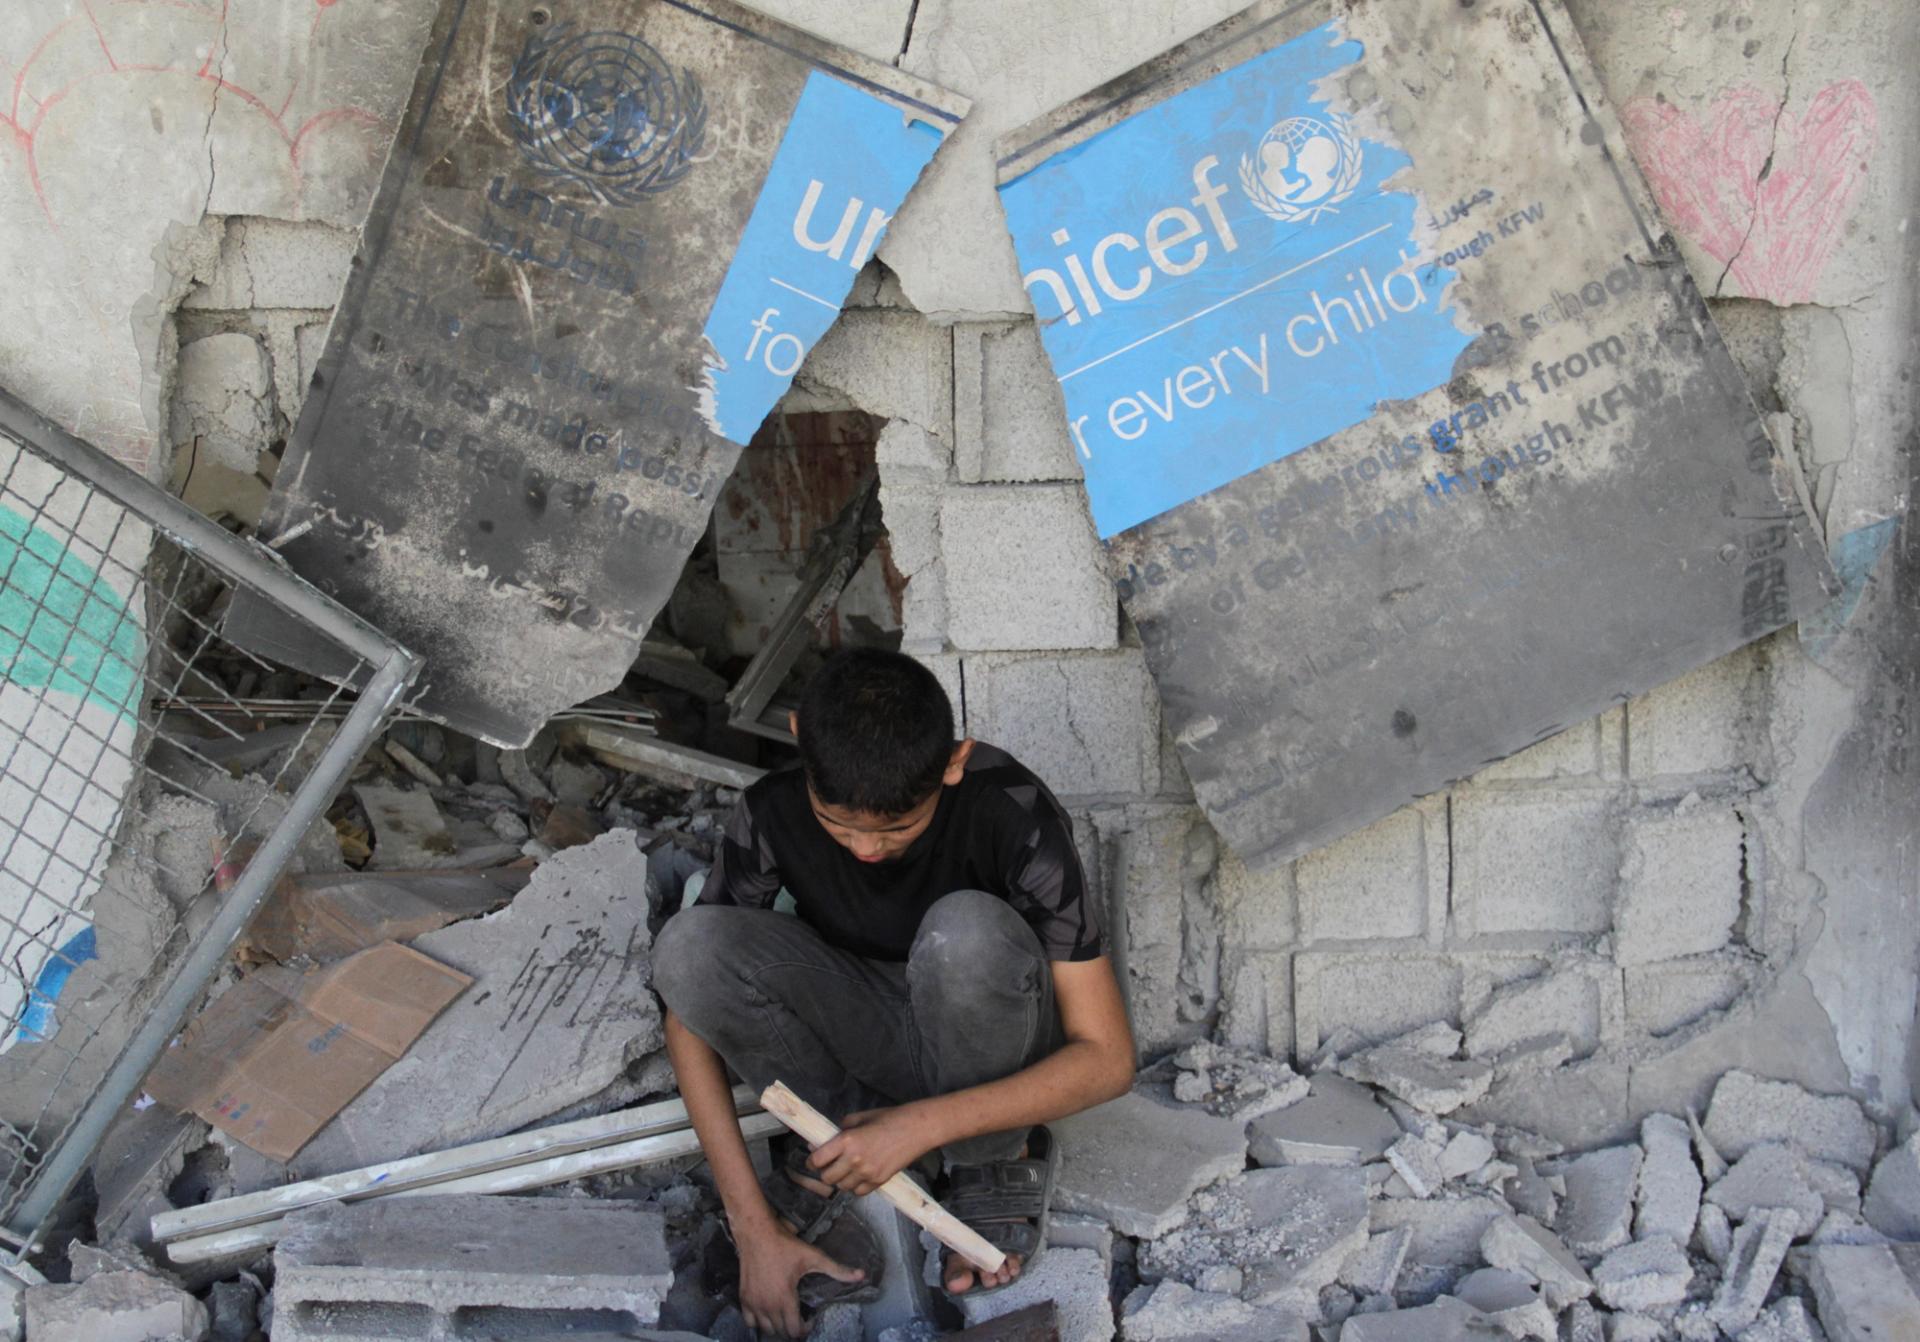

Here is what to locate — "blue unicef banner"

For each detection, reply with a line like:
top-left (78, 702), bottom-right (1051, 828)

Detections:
top-left (995, 0), bottom-right (1833, 869)
top-left (999, 23), bottom-right (1471, 539)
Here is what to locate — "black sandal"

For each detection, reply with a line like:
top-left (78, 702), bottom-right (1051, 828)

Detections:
top-left (939, 1126), bottom-right (1060, 1299)
top-left (760, 1143), bottom-right (886, 1308)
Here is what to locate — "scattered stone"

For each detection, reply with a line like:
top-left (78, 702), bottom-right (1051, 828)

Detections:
top-left (1247, 1072), bottom-right (1402, 1168)
top-left (1337, 1294), bottom-right (1504, 1340)
top-left (1194, 1265), bottom-right (1243, 1296)
top-left (1709, 1208), bottom-right (1796, 1331)
top-left (1737, 1296), bottom-right (1824, 1342)
top-left (1053, 1089), bottom-right (1247, 1238)
top-left (1636, 1113), bottom-right (1704, 1245)
top-left (961, 1247), bottom-right (1113, 1342)
top-left (23, 1269), bottom-right (208, 1342)
top-left (1862, 1132), bottom-right (1920, 1239)
top-left (1501, 1158), bottom-right (1560, 1225)
top-left (1707, 1143), bottom-right (1828, 1236)
top-left (1562, 1300), bottom-right (1604, 1342)
top-left (1442, 1131), bottom-right (1499, 1181)
top-left (1607, 1316), bottom-right (1669, 1342)
top-left (1696, 1202), bottom-right (1735, 1266)
top-left (1704, 1072), bottom-right (1876, 1173)
top-left (208, 1277), bottom-right (259, 1342)
top-left (1117, 1280), bottom-right (1307, 1341)
top-left (1169, 1041), bottom-right (1309, 1122)
top-left (1479, 1213), bottom-right (1594, 1309)
top-left (1141, 1166), bottom-right (1368, 1308)
top-left (1592, 1238), bottom-right (1694, 1312)
top-left (1454, 1267), bottom-right (1557, 1339)
top-left (1559, 1145), bottom-right (1645, 1256)
top-left (1388, 1133), bottom-right (1449, 1199)
top-left (1338, 1228), bottom-right (1412, 1297)
top-left (1338, 1046), bottom-right (1495, 1115)
top-left (1807, 1244), bottom-right (1920, 1341)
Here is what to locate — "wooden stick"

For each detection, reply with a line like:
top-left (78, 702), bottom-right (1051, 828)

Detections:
top-left (759, 1081), bottom-right (1007, 1274)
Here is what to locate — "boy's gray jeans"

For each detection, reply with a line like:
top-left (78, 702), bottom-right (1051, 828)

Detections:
top-left (651, 890), bottom-right (1062, 1167)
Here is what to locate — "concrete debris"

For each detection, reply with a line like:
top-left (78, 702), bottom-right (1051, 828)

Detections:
top-left (1140, 1166), bottom-right (1369, 1307)
top-left (1559, 1145), bottom-right (1645, 1257)
top-left (1337, 1294), bottom-right (1507, 1340)
top-left (352, 781), bottom-right (456, 869)
top-left (206, 1277), bottom-right (259, 1342)
top-left (1441, 1131), bottom-right (1499, 1181)
top-left (1696, 1201), bottom-right (1736, 1266)
top-left (1561, 1300), bottom-right (1604, 1342)
top-left (1811, 1210), bottom-right (1892, 1247)
top-left (1706, 1143), bottom-right (1829, 1237)
top-left (1862, 1132), bottom-right (1920, 1239)
top-left (1736, 1296), bottom-right (1825, 1341)
top-left (1339, 1228), bottom-right (1413, 1297)
top-left (1387, 1132), bottom-right (1450, 1199)
top-left (1607, 1316), bottom-right (1670, 1341)
top-left (1636, 1113), bottom-right (1704, 1245)
top-left (1117, 1280), bottom-right (1308, 1341)
top-left (273, 1194), bottom-right (671, 1342)
top-left (1463, 970), bottom-right (1599, 1066)
top-left (1370, 1193), bottom-right (1509, 1288)
top-left (1453, 1267), bottom-right (1557, 1339)
top-left (1690, 1108), bottom-right (1730, 1183)
top-left (1479, 1214), bottom-right (1594, 1309)
top-left (1809, 1160), bottom-right (1864, 1215)
top-left (1053, 1088), bottom-right (1247, 1238)
top-left (1709, 1208), bottom-right (1796, 1331)
top-left (1806, 1244), bottom-right (1920, 1341)
top-left (22, 1269), bottom-right (209, 1342)
top-left (960, 1247), bottom-right (1113, 1342)
top-left (1338, 1044), bottom-right (1495, 1115)
top-left (1591, 1238), bottom-right (1694, 1311)
top-left (1500, 1157), bottom-right (1560, 1225)
top-left (1703, 1072), bottom-right (1876, 1173)
top-left (1169, 1040), bottom-right (1309, 1122)
top-left (1048, 1212), bottom-right (1117, 1278)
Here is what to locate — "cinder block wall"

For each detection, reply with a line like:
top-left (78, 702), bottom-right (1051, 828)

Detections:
top-left (1, 0), bottom-right (1913, 1149)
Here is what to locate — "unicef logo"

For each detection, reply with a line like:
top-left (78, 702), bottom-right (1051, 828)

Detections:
top-left (1239, 114), bottom-right (1362, 224)
top-left (505, 24), bottom-right (706, 206)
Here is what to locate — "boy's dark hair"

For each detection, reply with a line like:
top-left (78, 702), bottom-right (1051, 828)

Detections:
top-left (796, 648), bottom-right (955, 815)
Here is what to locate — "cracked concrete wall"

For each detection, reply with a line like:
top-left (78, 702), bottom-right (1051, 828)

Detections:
top-left (0, 0), bottom-right (1914, 1148)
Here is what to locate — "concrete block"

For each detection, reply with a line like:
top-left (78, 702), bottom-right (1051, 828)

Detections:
top-left (1464, 968), bottom-right (1602, 1064)
top-left (963, 651), bottom-right (1157, 795)
top-left (1704, 1071), bottom-right (1877, 1172)
top-left (184, 218), bottom-right (357, 311)
top-left (954, 321), bottom-right (1084, 484)
top-left (1052, 1088), bottom-right (1246, 1238)
top-left (1635, 1113), bottom-right (1703, 1245)
top-left (1141, 1167), bottom-right (1369, 1308)
top-left (1623, 955), bottom-right (1753, 1037)
top-left (272, 1195), bottom-right (670, 1342)
top-left (23, 1270), bottom-right (208, 1342)
top-left (1248, 1072), bottom-right (1401, 1168)
top-left (1738, 1297), bottom-right (1824, 1342)
top-left (1706, 1143), bottom-right (1828, 1237)
top-left (1451, 789), bottom-right (1619, 937)
top-left (1708, 1208), bottom-right (1795, 1331)
top-left (1560, 1145), bottom-right (1645, 1257)
top-left (942, 486), bottom-right (1115, 651)
top-left (1864, 1132), bottom-right (1920, 1239)
top-left (790, 309), bottom-right (952, 436)
top-left (1117, 1280), bottom-right (1307, 1341)
top-left (1479, 1214), bottom-right (1593, 1309)
top-left (1613, 805), bottom-right (1747, 966)
top-left (1561, 1300), bottom-right (1604, 1342)
top-left (1337, 1229), bottom-right (1411, 1297)
top-left (1296, 807), bottom-right (1429, 943)
top-left (1218, 951), bottom-right (1293, 1059)
top-left (1808, 1245), bottom-right (1920, 1342)
top-left (1472, 720), bottom-right (1601, 784)
top-left (1048, 1213), bottom-right (1115, 1278)
top-left (1337, 1295), bottom-right (1495, 1340)
top-left (855, 1189), bottom-right (938, 1339)
top-left (1453, 1267), bottom-right (1557, 1340)
top-left (1338, 1046), bottom-right (1494, 1116)
top-left (1169, 1041), bottom-right (1307, 1122)
top-left (1293, 952), bottom-right (1462, 1056)
top-left (1591, 1238), bottom-right (1693, 1312)
top-left (1626, 651), bottom-right (1757, 777)
top-left (960, 1247), bottom-right (1112, 1342)
top-left (170, 331), bottom-right (274, 472)
top-left (289, 831), bottom-right (661, 1178)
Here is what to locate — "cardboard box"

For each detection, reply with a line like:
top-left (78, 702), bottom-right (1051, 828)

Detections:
top-left (145, 942), bottom-right (471, 1160)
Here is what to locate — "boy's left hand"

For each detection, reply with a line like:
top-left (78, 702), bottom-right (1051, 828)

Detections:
top-left (807, 1105), bottom-right (938, 1195)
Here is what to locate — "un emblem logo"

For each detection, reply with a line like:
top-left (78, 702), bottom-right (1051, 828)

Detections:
top-left (1239, 114), bottom-right (1362, 223)
top-left (505, 24), bottom-right (706, 206)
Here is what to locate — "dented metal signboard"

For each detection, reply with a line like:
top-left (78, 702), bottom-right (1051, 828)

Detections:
top-left (232, 1), bottom-right (966, 745)
top-left (996, 0), bottom-right (1834, 867)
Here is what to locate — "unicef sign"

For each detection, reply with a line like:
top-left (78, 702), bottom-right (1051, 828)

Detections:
top-left (996, 0), bottom-right (1832, 867)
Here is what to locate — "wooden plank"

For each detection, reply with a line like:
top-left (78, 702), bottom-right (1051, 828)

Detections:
top-left (759, 1082), bottom-right (1006, 1274)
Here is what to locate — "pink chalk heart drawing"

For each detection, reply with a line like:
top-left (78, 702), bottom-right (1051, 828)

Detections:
top-left (1622, 79), bottom-right (1878, 305)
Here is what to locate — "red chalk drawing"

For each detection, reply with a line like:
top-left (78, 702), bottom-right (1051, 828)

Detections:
top-left (1622, 80), bottom-right (1877, 305)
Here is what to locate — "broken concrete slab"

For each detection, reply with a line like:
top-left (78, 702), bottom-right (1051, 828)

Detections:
top-left (353, 782), bottom-right (455, 870)
top-left (960, 1247), bottom-right (1112, 1342)
top-left (1591, 1238), bottom-right (1694, 1312)
top-left (1636, 1113), bottom-right (1704, 1245)
top-left (1706, 1143), bottom-right (1828, 1236)
top-left (1453, 1268), bottom-right (1556, 1341)
top-left (1118, 1280), bottom-right (1307, 1342)
top-left (23, 1269), bottom-right (208, 1342)
top-left (1169, 1040), bottom-right (1308, 1122)
top-left (1338, 1228), bottom-right (1412, 1297)
top-left (1695, 1202), bottom-right (1735, 1266)
top-left (1387, 1133), bottom-right (1449, 1200)
top-left (1807, 1244), bottom-right (1920, 1342)
top-left (1738, 1296), bottom-right (1824, 1342)
top-left (1560, 1300), bottom-right (1603, 1342)
top-left (1810, 1159), bottom-right (1865, 1215)
top-left (1370, 1193), bottom-right (1509, 1295)
top-left (1704, 1071), bottom-right (1877, 1172)
top-left (1708, 1208), bottom-right (1795, 1331)
top-left (1337, 1046), bottom-right (1495, 1116)
top-left (1479, 1214), bottom-right (1593, 1309)
top-left (1559, 1145), bottom-right (1645, 1257)
top-left (1141, 1166), bottom-right (1368, 1309)
top-left (273, 1194), bottom-right (671, 1342)
top-left (1247, 1072), bottom-right (1401, 1168)
top-left (1863, 1132), bottom-right (1920, 1239)
top-left (1053, 1088), bottom-right (1246, 1238)
top-left (1440, 1132), bottom-right (1498, 1183)
top-left (1337, 1294), bottom-right (1507, 1341)
top-left (283, 830), bottom-right (660, 1181)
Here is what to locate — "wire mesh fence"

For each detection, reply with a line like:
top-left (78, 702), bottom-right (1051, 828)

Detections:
top-left (0, 389), bottom-right (415, 1263)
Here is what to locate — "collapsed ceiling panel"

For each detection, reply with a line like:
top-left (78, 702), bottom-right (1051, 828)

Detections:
top-left (229, 0), bottom-right (967, 745)
top-left (995, 0), bottom-right (1835, 867)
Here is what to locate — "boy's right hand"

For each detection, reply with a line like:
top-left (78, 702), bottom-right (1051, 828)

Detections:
top-left (734, 1215), bottom-right (867, 1339)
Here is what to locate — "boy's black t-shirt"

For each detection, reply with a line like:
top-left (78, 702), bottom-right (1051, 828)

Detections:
top-left (695, 743), bottom-right (1103, 963)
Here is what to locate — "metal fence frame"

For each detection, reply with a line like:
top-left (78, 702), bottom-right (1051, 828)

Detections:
top-left (0, 387), bottom-right (417, 1260)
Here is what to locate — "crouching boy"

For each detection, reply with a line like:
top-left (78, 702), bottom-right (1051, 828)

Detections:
top-left (652, 649), bottom-right (1135, 1337)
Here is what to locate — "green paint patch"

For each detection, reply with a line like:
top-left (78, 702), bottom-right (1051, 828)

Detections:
top-left (1, 505), bottom-right (141, 719)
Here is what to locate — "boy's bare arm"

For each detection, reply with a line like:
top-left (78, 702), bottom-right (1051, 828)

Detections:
top-left (806, 955), bottom-right (1134, 1192)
